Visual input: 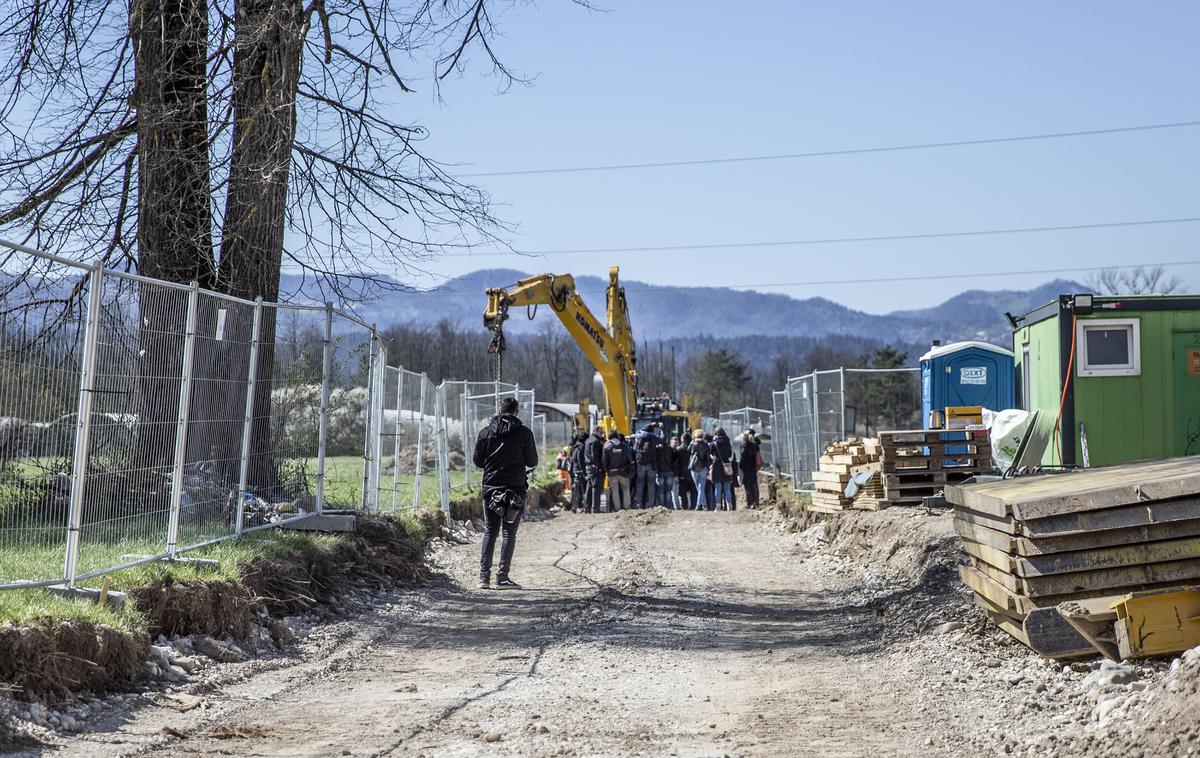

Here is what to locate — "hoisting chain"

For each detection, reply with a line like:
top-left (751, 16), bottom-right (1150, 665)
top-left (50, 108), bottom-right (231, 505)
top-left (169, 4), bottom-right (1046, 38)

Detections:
top-left (487, 320), bottom-right (506, 381)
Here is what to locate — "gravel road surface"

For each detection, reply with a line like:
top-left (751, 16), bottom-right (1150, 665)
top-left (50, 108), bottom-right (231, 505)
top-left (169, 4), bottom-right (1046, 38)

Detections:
top-left (36, 507), bottom-right (1172, 757)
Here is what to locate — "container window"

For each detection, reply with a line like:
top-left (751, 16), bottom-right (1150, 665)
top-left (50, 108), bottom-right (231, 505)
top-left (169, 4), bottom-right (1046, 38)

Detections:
top-left (1076, 318), bottom-right (1140, 377)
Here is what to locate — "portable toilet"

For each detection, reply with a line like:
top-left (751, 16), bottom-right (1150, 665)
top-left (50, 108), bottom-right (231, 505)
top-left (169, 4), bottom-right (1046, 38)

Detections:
top-left (920, 341), bottom-right (1016, 429)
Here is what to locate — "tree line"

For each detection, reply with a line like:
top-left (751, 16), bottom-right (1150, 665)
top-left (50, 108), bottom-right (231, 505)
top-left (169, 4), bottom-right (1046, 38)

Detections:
top-left (371, 318), bottom-right (924, 422)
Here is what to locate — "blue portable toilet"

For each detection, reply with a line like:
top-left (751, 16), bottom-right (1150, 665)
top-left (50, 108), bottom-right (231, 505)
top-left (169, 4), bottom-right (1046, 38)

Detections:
top-left (920, 341), bottom-right (1016, 429)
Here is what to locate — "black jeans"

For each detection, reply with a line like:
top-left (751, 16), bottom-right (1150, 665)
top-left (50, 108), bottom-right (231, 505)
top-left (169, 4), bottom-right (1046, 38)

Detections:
top-left (743, 472), bottom-right (760, 506)
top-left (678, 475), bottom-right (696, 509)
top-left (480, 506), bottom-right (522, 581)
top-left (586, 468), bottom-right (604, 513)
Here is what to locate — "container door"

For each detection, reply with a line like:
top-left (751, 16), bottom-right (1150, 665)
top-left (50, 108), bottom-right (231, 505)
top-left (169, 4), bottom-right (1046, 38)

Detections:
top-left (1175, 331), bottom-right (1200, 456)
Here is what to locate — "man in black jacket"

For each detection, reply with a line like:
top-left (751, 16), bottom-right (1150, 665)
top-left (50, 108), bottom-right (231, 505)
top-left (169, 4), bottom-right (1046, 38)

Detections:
top-left (568, 430), bottom-right (587, 513)
top-left (472, 397), bottom-right (538, 589)
top-left (583, 425), bottom-right (606, 514)
top-left (655, 434), bottom-right (676, 508)
top-left (674, 434), bottom-right (695, 509)
top-left (739, 429), bottom-right (762, 508)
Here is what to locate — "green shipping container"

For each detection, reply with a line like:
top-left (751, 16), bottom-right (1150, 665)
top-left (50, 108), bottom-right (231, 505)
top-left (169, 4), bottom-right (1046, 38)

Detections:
top-left (1012, 294), bottom-right (1200, 467)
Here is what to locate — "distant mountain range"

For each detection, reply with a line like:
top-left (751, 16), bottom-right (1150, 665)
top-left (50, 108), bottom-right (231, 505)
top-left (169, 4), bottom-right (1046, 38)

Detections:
top-left (282, 269), bottom-right (1084, 347)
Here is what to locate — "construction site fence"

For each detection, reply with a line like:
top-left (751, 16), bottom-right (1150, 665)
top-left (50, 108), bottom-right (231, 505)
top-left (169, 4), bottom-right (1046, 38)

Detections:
top-left (743, 368), bottom-right (921, 491)
top-left (0, 240), bottom-right (534, 591)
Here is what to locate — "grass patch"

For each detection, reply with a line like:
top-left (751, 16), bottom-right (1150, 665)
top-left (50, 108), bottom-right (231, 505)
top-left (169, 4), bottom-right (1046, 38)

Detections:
top-left (0, 589), bottom-right (144, 635)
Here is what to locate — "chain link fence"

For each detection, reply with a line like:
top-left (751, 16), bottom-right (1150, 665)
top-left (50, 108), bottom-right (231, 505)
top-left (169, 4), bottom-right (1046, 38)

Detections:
top-left (0, 241), bottom-right (539, 590)
top-left (735, 367), bottom-right (920, 492)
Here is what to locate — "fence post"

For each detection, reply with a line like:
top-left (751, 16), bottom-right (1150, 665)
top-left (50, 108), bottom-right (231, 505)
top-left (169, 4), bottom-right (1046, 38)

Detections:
top-left (315, 303), bottom-right (333, 514)
top-left (461, 387), bottom-right (472, 485)
top-left (390, 367), bottom-right (405, 513)
top-left (437, 383), bottom-right (451, 514)
top-left (810, 372), bottom-right (820, 479)
top-left (62, 265), bottom-right (105, 588)
top-left (412, 376), bottom-right (428, 510)
top-left (235, 297), bottom-right (263, 536)
top-left (166, 282), bottom-right (200, 560)
top-left (839, 367), bottom-right (847, 441)
top-left (361, 330), bottom-right (383, 513)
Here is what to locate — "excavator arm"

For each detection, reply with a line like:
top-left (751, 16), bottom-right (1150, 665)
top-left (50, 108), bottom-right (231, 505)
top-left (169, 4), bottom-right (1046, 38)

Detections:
top-left (483, 270), bottom-right (638, 434)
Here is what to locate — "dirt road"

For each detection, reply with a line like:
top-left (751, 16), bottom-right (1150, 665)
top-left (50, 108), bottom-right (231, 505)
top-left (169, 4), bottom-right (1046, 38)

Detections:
top-left (42, 508), bottom-right (1100, 757)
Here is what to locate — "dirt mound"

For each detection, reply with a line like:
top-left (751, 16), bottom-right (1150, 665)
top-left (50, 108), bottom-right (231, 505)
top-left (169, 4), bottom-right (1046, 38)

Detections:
top-left (613, 506), bottom-right (673, 527)
top-left (818, 509), bottom-right (960, 584)
top-left (242, 515), bottom-right (427, 618)
top-left (1053, 646), bottom-right (1200, 757)
top-left (127, 579), bottom-right (257, 641)
top-left (0, 620), bottom-right (147, 699)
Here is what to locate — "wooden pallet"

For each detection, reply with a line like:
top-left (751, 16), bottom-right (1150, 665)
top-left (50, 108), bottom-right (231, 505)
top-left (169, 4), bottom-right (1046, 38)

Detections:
top-left (883, 470), bottom-right (987, 488)
top-left (877, 429), bottom-right (990, 444)
top-left (880, 457), bottom-right (991, 473)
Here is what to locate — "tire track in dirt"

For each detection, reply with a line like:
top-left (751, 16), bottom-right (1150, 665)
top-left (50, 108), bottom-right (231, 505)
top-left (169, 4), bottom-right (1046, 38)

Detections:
top-left (44, 511), bottom-right (953, 757)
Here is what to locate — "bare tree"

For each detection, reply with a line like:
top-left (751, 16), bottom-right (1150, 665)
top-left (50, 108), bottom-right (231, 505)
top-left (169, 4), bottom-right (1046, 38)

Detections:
top-left (0, 0), bottom-right (553, 295)
top-left (0, 0), bottom-right (575, 495)
top-left (1087, 265), bottom-right (1184, 296)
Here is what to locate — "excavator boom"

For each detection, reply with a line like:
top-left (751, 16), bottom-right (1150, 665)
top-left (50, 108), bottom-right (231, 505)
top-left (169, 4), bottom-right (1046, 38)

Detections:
top-left (483, 270), bottom-right (638, 434)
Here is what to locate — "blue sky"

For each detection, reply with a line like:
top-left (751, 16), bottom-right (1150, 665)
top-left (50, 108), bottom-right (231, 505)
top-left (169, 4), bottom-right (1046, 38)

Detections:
top-left (389, 0), bottom-right (1200, 313)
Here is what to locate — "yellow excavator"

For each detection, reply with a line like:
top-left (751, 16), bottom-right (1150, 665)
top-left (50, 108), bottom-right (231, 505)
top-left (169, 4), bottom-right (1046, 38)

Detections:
top-left (484, 267), bottom-right (639, 434)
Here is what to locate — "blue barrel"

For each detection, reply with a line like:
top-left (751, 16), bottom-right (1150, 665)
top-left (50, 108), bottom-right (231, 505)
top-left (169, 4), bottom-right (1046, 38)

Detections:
top-left (921, 341), bottom-right (1016, 429)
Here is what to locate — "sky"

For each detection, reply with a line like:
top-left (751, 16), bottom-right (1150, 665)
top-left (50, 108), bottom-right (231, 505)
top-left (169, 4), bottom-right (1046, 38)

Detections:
top-left (385, 1), bottom-right (1200, 313)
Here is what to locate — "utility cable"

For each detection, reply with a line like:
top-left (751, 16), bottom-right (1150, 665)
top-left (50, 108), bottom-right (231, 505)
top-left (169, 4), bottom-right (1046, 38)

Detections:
top-left (439, 215), bottom-right (1200, 258)
top-left (455, 119), bottom-right (1200, 178)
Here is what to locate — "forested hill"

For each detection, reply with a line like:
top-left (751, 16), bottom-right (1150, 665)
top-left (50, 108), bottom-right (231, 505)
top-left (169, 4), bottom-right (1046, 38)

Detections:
top-left (279, 269), bottom-right (1083, 346)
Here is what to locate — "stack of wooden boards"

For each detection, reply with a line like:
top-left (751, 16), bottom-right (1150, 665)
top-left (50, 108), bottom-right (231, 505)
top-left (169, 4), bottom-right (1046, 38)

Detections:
top-left (877, 429), bottom-right (992, 506)
top-left (809, 438), bottom-right (885, 513)
top-left (946, 457), bottom-right (1200, 660)
top-left (809, 429), bottom-right (994, 512)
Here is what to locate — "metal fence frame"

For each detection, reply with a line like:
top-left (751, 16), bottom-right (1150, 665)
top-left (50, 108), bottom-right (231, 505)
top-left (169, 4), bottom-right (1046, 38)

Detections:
top-left (746, 367), bottom-right (920, 492)
top-left (0, 240), bottom-right (534, 591)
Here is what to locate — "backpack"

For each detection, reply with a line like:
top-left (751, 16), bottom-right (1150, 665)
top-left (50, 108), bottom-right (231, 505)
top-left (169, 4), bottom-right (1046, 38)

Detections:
top-left (606, 442), bottom-right (629, 472)
top-left (635, 434), bottom-right (656, 460)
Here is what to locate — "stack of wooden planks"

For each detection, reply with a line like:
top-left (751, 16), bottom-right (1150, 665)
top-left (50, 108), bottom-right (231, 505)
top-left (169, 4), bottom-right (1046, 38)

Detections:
top-left (877, 429), bottom-right (991, 506)
top-left (809, 438), bottom-right (886, 513)
top-left (946, 457), bottom-right (1200, 659)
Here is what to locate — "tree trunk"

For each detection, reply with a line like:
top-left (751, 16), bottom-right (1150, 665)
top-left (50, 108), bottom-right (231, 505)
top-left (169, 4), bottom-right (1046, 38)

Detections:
top-left (130, 0), bottom-right (214, 475)
top-left (215, 0), bottom-right (304, 495)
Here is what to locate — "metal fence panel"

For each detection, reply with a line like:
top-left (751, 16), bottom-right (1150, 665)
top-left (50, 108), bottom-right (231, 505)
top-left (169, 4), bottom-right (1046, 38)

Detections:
top-left (0, 255), bottom-right (90, 587)
top-left (0, 239), bottom-right (549, 589)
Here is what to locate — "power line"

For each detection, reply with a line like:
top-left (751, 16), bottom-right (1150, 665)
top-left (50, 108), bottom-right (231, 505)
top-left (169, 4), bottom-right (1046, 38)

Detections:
top-left (716, 260), bottom-right (1200, 290)
top-left (455, 119), bottom-right (1200, 178)
top-left (440, 215), bottom-right (1200, 257)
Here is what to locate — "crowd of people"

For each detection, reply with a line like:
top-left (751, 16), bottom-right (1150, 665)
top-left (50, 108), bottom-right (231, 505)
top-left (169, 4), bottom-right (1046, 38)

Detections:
top-left (555, 423), bottom-right (763, 514)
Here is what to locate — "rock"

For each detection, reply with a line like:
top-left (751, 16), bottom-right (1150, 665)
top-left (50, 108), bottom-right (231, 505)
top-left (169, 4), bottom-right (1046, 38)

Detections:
top-left (170, 656), bottom-right (200, 674)
top-left (162, 664), bottom-right (188, 682)
top-left (1095, 697), bottom-right (1124, 722)
top-left (1084, 662), bottom-right (1139, 688)
top-left (28, 703), bottom-right (48, 723)
top-left (537, 724), bottom-right (550, 734)
top-left (983, 658), bottom-right (1002, 668)
top-left (195, 636), bottom-right (247, 663)
top-left (1007, 674), bottom-right (1025, 686)
top-left (148, 645), bottom-right (173, 670)
top-left (483, 732), bottom-right (502, 743)
top-left (934, 622), bottom-right (964, 635)
top-left (267, 618), bottom-right (296, 645)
